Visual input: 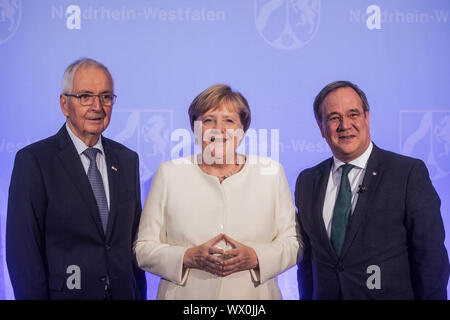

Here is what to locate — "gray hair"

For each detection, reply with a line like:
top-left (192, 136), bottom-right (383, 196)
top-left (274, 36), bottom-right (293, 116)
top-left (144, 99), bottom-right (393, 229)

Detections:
top-left (313, 80), bottom-right (370, 122)
top-left (62, 58), bottom-right (113, 94)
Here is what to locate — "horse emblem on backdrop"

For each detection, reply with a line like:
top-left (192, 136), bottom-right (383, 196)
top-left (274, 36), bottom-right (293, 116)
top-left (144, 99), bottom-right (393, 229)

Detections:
top-left (107, 109), bottom-right (172, 185)
top-left (401, 111), bottom-right (450, 180)
top-left (0, 0), bottom-right (21, 45)
top-left (254, 0), bottom-right (320, 50)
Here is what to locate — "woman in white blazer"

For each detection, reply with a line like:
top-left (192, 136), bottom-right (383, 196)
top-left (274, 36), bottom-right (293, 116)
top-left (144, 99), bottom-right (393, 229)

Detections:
top-left (134, 84), bottom-right (301, 299)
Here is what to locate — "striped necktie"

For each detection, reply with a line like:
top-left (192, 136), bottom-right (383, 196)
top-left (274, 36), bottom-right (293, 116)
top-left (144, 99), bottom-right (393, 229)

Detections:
top-left (83, 147), bottom-right (109, 233)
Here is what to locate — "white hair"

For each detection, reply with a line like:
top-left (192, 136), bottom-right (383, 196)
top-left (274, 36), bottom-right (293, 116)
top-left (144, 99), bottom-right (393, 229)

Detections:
top-left (61, 58), bottom-right (113, 94)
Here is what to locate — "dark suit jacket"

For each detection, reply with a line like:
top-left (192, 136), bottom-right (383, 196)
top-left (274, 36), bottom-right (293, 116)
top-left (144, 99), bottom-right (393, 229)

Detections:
top-left (6, 125), bottom-right (147, 300)
top-left (295, 143), bottom-right (449, 299)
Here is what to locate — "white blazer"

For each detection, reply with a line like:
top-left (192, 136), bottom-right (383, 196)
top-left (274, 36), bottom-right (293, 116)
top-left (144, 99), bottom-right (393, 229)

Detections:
top-left (134, 155), bottom-right (301, 299)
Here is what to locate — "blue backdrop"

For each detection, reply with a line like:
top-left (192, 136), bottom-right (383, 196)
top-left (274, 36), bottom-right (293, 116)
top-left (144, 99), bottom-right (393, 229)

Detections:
top-left (0, 0), bottom-right (449, 300)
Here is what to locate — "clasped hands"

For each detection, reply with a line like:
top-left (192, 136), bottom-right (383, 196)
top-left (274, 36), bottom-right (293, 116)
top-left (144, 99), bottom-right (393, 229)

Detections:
top-left (183, 234), bottom-right (259, 277)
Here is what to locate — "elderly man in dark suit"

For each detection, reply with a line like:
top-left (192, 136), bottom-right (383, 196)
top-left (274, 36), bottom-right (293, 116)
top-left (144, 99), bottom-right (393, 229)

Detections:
top-left (295, 80), bottom-right (449, 299)
top-left (6, 58), bottom-right (146, 300)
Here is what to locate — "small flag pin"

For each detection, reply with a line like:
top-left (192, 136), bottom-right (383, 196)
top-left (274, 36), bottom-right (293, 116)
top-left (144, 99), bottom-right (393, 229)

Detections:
top-left (112, 166), bottom-right (118, 172)
top-left (372, 171), bottom-right (377, 176)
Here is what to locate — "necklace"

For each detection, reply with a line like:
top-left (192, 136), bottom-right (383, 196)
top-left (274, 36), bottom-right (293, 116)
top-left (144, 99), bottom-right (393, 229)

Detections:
top-left (220, 163), bottom-right (241, 181)
top-left (199, 154), bottom-right (246, 181)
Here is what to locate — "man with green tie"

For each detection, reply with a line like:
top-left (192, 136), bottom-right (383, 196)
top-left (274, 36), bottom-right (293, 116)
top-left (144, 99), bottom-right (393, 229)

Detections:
top-left (295, 80), bottom-right (449, 299)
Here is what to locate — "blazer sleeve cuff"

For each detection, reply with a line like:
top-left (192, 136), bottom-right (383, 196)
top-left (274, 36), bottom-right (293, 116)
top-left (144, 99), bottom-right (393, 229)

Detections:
top-left (249, 268), bottom-right (261, 284)
top-left (180, 267), bottom-right (190, 285)
top-left (136, 244), bottom-right (189, 285)
top-left (251, 242), bottom-right (298, 284)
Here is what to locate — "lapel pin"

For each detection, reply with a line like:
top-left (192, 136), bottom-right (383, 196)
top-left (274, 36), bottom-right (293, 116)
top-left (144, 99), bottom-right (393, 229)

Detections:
top-left (111, 166), bottom-right (118, 172)
top-left (372, 171), bottom-right (377, 176)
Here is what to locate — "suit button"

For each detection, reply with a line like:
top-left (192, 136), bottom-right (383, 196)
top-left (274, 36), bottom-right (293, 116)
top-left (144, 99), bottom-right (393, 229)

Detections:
top-left (100, 276), bottom-right (107, 282)
top-left (105, 245), bottom-right (111, 251)
top-left (337, 266), bottom-right (344, 272)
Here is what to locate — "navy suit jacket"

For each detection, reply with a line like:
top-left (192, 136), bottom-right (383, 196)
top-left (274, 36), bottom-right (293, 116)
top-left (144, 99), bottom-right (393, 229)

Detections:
top-left (295, 144), bottom-right (449, 299)
top-left (6, 125), bottom-right (147, 299)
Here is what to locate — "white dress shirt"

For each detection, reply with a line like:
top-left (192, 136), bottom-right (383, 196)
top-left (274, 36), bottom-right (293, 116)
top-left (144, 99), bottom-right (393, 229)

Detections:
top-left (322, 142), bottom-right (373, 238)
top-left (66, 123), bottom-right (110, 209)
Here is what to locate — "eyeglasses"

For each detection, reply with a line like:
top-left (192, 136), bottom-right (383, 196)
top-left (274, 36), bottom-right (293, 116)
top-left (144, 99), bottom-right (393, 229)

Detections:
top-left (64, 93), bottom-right (117, 107)
top-left (326, 111), bottom-right (364, 125)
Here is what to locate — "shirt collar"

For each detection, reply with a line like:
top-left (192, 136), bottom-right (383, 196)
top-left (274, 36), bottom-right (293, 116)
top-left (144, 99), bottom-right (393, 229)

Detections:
top-left (65, 122), bottom-right (104, 156)
top-left (332, 141), bottom-right (373, 173)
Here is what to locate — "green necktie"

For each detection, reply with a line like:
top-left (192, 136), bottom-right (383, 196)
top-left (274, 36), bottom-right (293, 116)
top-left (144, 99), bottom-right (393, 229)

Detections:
top-left (330, 164), bottom-right (355, 256)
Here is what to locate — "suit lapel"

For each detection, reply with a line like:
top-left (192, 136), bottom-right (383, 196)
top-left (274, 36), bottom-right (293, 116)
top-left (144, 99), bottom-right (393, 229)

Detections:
top-left (56, 125), bottom-right (105, 237)
top-left (103, 138), bottom-right (119, 242)
top-left (313, 159), bottom-right (338, 260)
top-left (340, 144), bottom-right (384, 259)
